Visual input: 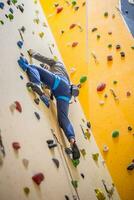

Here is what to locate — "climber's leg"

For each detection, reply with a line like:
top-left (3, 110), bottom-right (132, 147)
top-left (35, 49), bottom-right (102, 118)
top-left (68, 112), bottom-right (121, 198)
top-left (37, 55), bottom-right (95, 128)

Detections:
top-left (57, 100), bottom-right (80, 160)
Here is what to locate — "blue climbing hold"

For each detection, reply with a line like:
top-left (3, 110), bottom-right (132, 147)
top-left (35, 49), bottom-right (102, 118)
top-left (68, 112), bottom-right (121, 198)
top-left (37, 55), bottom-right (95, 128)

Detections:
top-left (0, 2), bottom-right (4, 9)
top-left (17, 41), bottom-right (23, 49)
top-left (9, 8), bottom-right (13, 14)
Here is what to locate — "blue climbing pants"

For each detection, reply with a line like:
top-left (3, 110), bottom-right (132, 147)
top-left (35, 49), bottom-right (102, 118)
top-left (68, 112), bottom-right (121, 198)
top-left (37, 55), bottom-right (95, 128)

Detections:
top-left (26, 64), bottom-right (75, 141)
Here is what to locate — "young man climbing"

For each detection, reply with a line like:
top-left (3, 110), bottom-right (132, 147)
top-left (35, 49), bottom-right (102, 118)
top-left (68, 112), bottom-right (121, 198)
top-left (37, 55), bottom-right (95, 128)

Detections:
top-left (18, 50), bottom-right (80, 160)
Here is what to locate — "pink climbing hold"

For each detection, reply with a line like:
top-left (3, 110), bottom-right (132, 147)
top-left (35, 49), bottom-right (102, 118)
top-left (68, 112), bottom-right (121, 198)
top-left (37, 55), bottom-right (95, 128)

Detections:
top-left (72, 42), bottom-right (78, 47)
top-left (70, 24), bottom-right (76, 29)
top-left (15, 101), bottom-right (22, 113)
top-left (32, 173), bottom-right (44, 185)
top-left (56, 6), bottom-right (63, 14)
top-left (97, 83), bottom-right (106, 92)
top-left (12, 142), bottom-right (21, 150)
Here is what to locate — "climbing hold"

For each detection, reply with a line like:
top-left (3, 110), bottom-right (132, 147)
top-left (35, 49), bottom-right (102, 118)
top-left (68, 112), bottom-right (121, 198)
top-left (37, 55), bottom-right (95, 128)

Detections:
top-left (33, 18), bottom-right (40, 24)
top-left (112, 14), bottom-right (115, 18)
top-left (23, 187), bottom-right (30, 195)
top-left (131, 46), bottom-right (134, 50)
top-left (32, 173), bottom-right (44, 185)
top-left (9, 8), bottom-right (14, 14)
top-left (34, 112), bottom-right (40, 120)
top-left (92, 153), bottom-right (99, 161)
top-left (12, 0), bottom-right (17, 4)
top-left (103, 145), bottom-right (109, 152)
top-left (34, 98), bottom-right (40, 105)
top-left (108, 31), bottom-right (112, 35)
top-left (56, 6), bottom-right (63, 14)
top-left (0, 2), bottom-right (4, 9)
top-left (127, 161), bottom-right (134, 170)
top-left (65, 195), bottom-right (70, 200)
top-left (8, 14), bottom-right (14, 21)
top-left (87, 121), bottom-right (91, 128)
top-left (110, 88), bottom-right (119, 100)
top-left (97, 35), bottom-right (101, 39)
top-left (113, 80), bottom-right (118, 84)
top-left (80, 76), bottom-right (87, 84)
top-left (125, 10), bottom-right (128, 14)
top-left (46, 140), bottom-right (57, 149)
top-left (107, 55), bottom-right (113, 61)
top-left (104, 12), bottom-right (108, 17)
top-left (80, 149), bottom-right (86, 157)
top-left (99, 101), bottom-right (105, 106)
top-left (71, 0), bottom-right (77, 6)
top-left (72, 42), bottom-right (78, 47)
top-left (52, 158), bottom-right (59, 168)
top-left (104, 94), bottom-right (108, 98)
top-left (112, 130), bottom-right (119, 138)
top-left (108, 44), bottom-right (112, 48)
top-left (0, 131), bottom-right (6, 157)
top-left (20, 75), bottom-right (23, 80)
top-left (116, 44), bottom-right (121, 50)
top-left (34, 0), bottom-right (37, 4)
top-left (128, 126), bottom-right (132, 131)
top-left (69, 23), bottom-right (76, 29)
top-left (92, 27), bottom-right (98, 32)
top-left (120, 51), bottom-right (125, 57)
top-left (95, 189), bottom-right (106, 200)
top-left (22, 158), bottom-right (29, 168)
top-left (85, 129), bottom-right (91, 140)
top-left (97, 83), bottom-right (106, 92)
top-left (72, 159), bottom-right (80, 167)
top-left (12, 142), bottom-right (21, 150)
top-left (71, 180), bottom-right (78, 189)
top-left (39, 32), bottom-right (44, 38)
top-left (14, 101), bottom-right (22, 113)
top-left (80, 173), bottom-right (85, 179)
top-left (7, 0), bottom-right (11, 6)
top-left (0, 20), bottom-right (4, 25)
top-left (53, 55), bottom-right (58, 61)
top-left (65, 147), bottom-right (72, 155)
top-left (17, 41), bottom-right (23, 49)
top-left (54, 3), bottom-right (59, 7)
top-left (74, 6), bottom-right (79, 11)
top-left (126, 91), bottom-right (131, 97)
top-left (82, 1), bottom-right (86, 6)
top-left (60, 30), bottom-right (65, 34)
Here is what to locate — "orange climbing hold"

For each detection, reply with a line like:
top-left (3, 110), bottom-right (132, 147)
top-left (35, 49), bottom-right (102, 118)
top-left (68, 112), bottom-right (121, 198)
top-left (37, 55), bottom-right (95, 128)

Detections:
top-left (97, 83), bottom-right (106, 92)
top-left (72, 42), bottom-right (78, 47)
top-left (15, 101), bottom-right (22, 113)
top-left (69, 23), bottom-right (76, 29)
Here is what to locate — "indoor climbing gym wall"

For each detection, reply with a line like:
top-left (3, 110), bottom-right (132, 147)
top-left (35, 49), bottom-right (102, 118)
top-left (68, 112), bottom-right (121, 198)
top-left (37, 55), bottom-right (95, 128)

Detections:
top-left (0, 0), bottom-right (121, 200)
top-left (39, 0), bottom-right (134, 200)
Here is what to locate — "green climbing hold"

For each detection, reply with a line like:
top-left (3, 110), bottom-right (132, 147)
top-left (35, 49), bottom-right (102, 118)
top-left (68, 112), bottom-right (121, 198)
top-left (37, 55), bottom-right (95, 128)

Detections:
top-left (71, 180), bottom-right (78, 189)
top-left (71, 0), bottom-right (77, 6)
top-left (53, 56), bottom-right (58, 61)
top-left (8, 14), bottom-right (14, 21)
top-left (24, 187), bottom-right (30, 195)
top-left (108, 44), bottom-right (112, 48)
top-left (0, 20), bottom-right (4, 25)
top-left (113, 80), bottom-right (118, 84)
top-left (112, 130), bottom-right (119, 138)
top-left (72, 159), bottom-right (80, 167)
top-left (104, 12), bottom-right (108, 17)
top-left (92, 153), bottom-right (99, 161)
top-left (95, 189), bottom-right (106, 200)
top-left (80, 76), bottom-right (87, 84)
top-left (12, 0), bottom-right (17, 4)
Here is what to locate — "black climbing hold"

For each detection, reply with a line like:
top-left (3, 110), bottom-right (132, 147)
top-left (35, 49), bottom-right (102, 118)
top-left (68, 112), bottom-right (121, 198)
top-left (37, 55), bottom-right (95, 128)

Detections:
top-left (34, 112), bottom-right (40, 120)
top-left (5, 14), bottom-right (8, 18)
top-left (127, 162), bottom-right (134, 170)
top-left (92, 27), bottom-right (98, 32)
top-left (120, 52), bottom-right (125, 57)
top-left (34, 98), bottom-right (40, 105)
top-left (80, 173), bottom-right (85, 179)
top-left (7, 0), bottom-right (11, 6)
top-left (20, 26), bottom-right (26, 33)
top-left (0, 2), bottom-right (4, 9)
top-left (65, 195), bottom-right (70, 200)
top-left (9, 8), bottom-right (13, 14)
top-left (65, 147), bottom-right (72, 155)
top-left (0, 20), bottom-right (4, 25)
top-left (116, 44), bottom-right (121, 50)
top-left (40, 63), bottom-right (44, 68)
top-left (128, 126), bottom-right (132, 131)
top-left (20, 75), bottom-right (23, 80)
top-left (48, 143), bottom-right (57, 149)
top-left (46, 139), bottom-right (54, 144)
top-left (52, 158), bottom-right (59, 168)
top-left (87, 121), bottom-right (91, 128)
top-left (17, 5), bottom-right (24, 13)
top-left (125, 10), bottom-right (128, 14)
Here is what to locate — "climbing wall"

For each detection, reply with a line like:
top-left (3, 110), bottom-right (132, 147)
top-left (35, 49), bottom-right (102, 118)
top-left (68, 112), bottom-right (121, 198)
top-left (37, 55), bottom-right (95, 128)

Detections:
top-left (39, 0), bottom-right (134, 200)
top-left (0, 0), bottom-right (120, 200)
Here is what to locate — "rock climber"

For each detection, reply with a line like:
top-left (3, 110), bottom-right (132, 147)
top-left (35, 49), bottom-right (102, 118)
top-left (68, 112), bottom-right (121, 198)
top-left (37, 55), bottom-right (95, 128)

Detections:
top-left (17, 50), bottom-right (80, 160)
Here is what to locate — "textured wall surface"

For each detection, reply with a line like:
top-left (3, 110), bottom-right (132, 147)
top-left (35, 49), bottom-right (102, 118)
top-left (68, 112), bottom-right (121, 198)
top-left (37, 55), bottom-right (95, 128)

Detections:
top-left (0, 0), bottom-right (120, 200)
top-left (39, 0), bottom-right (134, 200)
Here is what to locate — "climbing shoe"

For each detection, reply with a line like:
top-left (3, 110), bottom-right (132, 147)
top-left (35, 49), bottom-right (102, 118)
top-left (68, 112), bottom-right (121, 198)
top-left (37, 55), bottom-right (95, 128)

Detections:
top-left (127, 162), bottom-right (134, 170)
top-left (71, 142), bottom-right (80, 160)
top-left (18, 56), bottom-right (29, 71)
top-left (26, 82), bottom-right (43, 96)
top-left (46, 140), bottom-right (57, 149)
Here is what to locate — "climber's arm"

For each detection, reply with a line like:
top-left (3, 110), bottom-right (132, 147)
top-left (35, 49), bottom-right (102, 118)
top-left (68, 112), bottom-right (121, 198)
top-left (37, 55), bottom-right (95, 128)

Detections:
top-left (28, 49), bottom-right (56, 66)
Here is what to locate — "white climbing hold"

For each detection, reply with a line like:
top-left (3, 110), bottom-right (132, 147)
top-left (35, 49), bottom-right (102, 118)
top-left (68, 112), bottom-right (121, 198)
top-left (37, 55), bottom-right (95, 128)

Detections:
top-left (103, 145), bottom-right (109, 152)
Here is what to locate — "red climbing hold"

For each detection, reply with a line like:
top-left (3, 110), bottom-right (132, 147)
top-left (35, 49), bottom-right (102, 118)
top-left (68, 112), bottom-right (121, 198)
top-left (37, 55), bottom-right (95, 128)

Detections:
top-left (15, 101), bottom-right (22, 113)
top-left (56, 7), bottom-right (63, 14)
top-left (12, 142), bottom-right (21, 150)
top-left (97, 83), bottom-right (106, 92)
top-left (69, 24), bottom-right (76, 29)
top-left (32, 173), bottom-right (44, 185)
top-left (72, 42), bottom-right (78, 47)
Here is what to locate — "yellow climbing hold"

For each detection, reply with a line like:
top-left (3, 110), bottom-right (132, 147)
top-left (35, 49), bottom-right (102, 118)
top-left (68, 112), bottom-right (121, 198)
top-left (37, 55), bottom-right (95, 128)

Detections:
top-left (95, 189), bottom-right (106, 200)
top-left (39, 32), bottom-right (44, 38)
